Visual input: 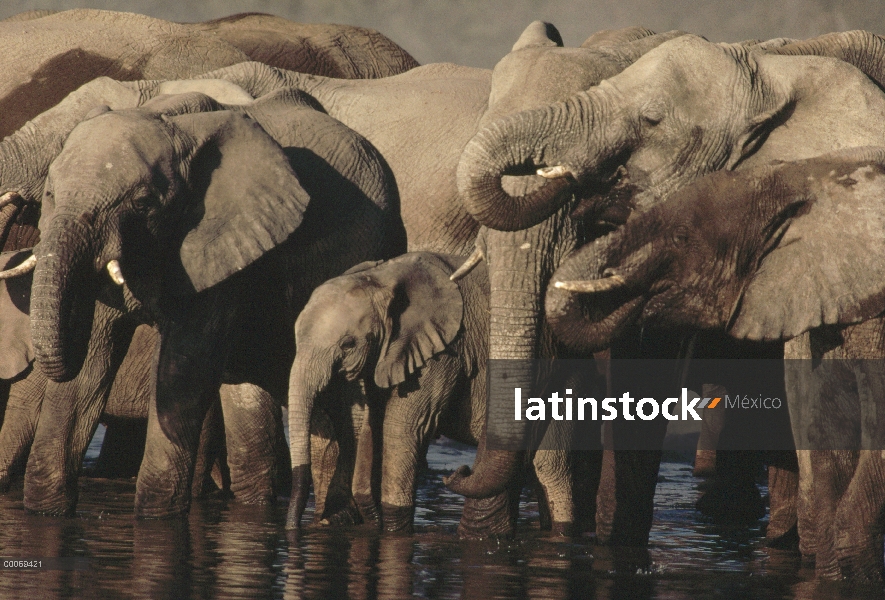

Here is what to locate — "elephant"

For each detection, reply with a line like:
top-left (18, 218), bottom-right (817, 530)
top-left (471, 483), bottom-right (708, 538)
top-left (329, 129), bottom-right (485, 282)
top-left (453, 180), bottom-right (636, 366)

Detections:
top-left (287, 252), bottom-right (490, 533)
top-left (547, 146), bottom-right (885, 583)
top-left (0, 249), bottom-right (231, 497)
top-left (450, 29), bottom-right (885, 545)
top-left (0, 8), bottom-right (418, 138)
top-left (287, 251), bottom-right (585, 536)
top-left (19, 85), bottom-right (404, 517)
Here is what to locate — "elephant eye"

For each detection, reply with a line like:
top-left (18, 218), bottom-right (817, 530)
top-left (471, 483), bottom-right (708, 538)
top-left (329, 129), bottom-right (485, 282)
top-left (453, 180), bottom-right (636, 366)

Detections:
top-left (340, 336), bottom-right (356, 350)
top-left (672, 228), bottom-right (690, 246)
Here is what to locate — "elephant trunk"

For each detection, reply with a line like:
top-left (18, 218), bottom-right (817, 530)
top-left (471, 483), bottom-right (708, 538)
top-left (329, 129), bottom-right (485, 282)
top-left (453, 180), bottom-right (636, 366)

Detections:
top-left (457, 89), bottom-right (624, 232)
top-left (286, 352), bottom-right (334, 530)
top-left (546, 233), bottom-right (650, 353)
top-left (30, 217), bottom-right (92, 382)
top-left (445, 223), bottom-right (564, 499)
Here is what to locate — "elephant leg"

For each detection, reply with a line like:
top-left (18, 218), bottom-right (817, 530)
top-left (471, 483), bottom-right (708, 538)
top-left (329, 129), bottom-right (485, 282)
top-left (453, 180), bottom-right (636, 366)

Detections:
top-left (0, 366), bottom-right (45, 491)
top-left (764, 451), bottom-right (800, 548)
top-left (24, 308), bottom-right (136, 515)
top-left (604, 417), bottom-right (668, 546)
top-left (380, 383), bottom-right (449, 533)
top-left (811, 450), bottom-right (858, 580)
top-left (533, 410), bottom-right (579, 535)
top-left (93, 416), bottom-right (147, 478)
top-left (795, 449), bottom-right (816, 559)
top-left (190, 395), bottom-right (229, 498)
top-left (219, 382), bottom-right (285, 504)
top-left (695, 384), bottom-right (765, 524)
top-left (352, 395), bottom-right (382, 527)
top-left (834, 450), bottom-right (885, 584)
top-left (595, 422), bottom-right (616, 541)
top-left (135, 289), bottom-right (238, 518)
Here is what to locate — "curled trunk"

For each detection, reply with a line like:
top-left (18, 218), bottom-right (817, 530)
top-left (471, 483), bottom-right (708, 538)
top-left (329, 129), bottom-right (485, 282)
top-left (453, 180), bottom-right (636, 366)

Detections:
top-left (546, 237), bottom-right (646, 353)
top-left (458, 90), bottom-right (620, 232)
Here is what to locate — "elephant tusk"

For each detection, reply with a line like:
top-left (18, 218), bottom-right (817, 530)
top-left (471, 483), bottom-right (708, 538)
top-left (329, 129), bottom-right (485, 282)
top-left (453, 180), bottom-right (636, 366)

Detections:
top-left (554, 274), bottom-right (627, 293)
top-left (450, 246), bottom-right (485, 281)
top-left (537, 165), bottom-right (572, 179)
top-left (106, 260), bottom-right (125, 285)
top-left (0, 191), bottom-right (21, 209)
top-left (0, 254), bottom-right (36, 279)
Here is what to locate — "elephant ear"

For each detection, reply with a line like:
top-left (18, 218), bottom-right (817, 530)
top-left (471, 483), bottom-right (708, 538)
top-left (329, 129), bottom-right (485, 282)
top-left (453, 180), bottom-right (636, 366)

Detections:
top-left (166, 110), bottom-right (310, 294)
top-left (374, 253), bottom-right (464, 388)
top-left (731, 175), bottom-right (885, 341)
top-left (0, 250), bottom-right (34, 379)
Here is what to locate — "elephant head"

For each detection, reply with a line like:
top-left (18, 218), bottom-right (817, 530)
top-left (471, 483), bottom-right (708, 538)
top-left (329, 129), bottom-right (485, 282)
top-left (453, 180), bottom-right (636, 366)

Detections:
top-left (30, 91), bottom-right (310, 385)
top-left (546, 147), bottom-right (885, 350)
top-left (287, 252), bottom-right (465, 528)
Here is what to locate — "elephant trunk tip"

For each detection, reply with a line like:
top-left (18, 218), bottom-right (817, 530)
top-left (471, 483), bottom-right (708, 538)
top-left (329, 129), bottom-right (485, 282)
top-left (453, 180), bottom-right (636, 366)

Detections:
top-left (286, 464), bottom-right (312, 530)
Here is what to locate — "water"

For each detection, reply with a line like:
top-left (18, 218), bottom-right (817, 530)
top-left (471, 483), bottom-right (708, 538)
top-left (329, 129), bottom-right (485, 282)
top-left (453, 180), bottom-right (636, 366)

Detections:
top-left (0, 436), bottom-right (853, 599)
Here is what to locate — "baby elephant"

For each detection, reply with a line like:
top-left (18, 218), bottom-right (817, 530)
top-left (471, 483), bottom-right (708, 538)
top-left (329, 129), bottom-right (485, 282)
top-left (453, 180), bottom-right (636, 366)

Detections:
top-left (286, 252), bottom-right (489, 532)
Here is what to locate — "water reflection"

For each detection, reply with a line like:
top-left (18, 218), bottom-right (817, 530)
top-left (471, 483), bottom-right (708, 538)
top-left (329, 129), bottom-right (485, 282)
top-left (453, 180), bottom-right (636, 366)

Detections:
top-left (0, 445), bottom-right (839, 599)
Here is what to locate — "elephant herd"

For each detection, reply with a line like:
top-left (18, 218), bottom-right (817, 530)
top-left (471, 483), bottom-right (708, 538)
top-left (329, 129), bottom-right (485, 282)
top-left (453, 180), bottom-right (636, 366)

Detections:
top-left (2, 7), bottom-right (885, 587)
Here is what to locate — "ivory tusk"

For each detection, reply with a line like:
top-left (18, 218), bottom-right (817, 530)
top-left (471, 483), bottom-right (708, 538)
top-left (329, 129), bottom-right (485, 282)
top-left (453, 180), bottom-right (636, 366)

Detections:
top-left (0, 254), bottom-right (36, 279)
top-left (450, 246), bottom-right (485, 281)
top-left (106, 260), bottom-right (125, 285)
top-left (537, 165), bottom-right (572, 179)
top-left (554, 274), bottom-right (627, 293)
top-left (0, 191), bottom-right (21, 209)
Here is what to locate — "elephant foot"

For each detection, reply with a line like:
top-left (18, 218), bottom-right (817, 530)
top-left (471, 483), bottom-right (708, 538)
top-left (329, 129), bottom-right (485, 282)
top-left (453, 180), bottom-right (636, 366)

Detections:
top-left (693, 450), bottom-right (717, 478)
top-left (695, 479), bottom-right (765, 524)
top-left (23, 478), bottom-right (78, 516)
top-left (134, 484), bottom-right (191, 519)
top-left (381, 503), bottom-right (414, 533)
top-left (836, 534), bottom-right (885, 585)
top-left (354, 493), bottom-right (381, 527)
top-left (549, 521), bottom-right (576, 537)
top-left (318, 503), bottom-right (362, 528)
top-left (764, 523), bottom-right (799, 550)
top-left (457, 494), bottom-right (516, 540)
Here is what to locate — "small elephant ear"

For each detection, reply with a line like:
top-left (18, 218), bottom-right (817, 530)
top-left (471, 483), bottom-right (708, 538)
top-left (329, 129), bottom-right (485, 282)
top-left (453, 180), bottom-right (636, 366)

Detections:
top-left (0, 250), bottom-right (34, 379)
top-left (511, 21), bottom-right (564, 51)
top-left (166, 110), bottom-right (310, 294)
top-left (374, 253), bottom-right (464, 388)
top-left (731, 173), bottom-right (885, 341)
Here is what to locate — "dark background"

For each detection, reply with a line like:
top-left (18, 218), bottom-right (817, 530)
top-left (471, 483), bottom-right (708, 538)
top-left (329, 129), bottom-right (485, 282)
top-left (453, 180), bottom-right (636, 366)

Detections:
top-left (0, 0), bottom-right (882, 67)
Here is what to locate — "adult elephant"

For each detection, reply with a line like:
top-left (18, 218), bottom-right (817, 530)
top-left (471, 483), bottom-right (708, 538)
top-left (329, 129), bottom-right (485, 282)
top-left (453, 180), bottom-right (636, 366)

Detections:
top-left (23, 88), bottom-right (403, 517)
top-left (547, 147), bottom-right (885, 583)
top-left (0, 250), bottom-right (229, 496)
top-left (0, 8), bottom-right (418, 138)
top-left (452, 30), bottom-right (885, 543)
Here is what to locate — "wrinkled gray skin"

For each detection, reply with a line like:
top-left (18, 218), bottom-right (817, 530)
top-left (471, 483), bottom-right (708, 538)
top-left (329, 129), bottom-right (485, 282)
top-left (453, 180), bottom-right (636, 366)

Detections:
top-left (0, 8), bottom-right (418, 138)
top-left (26, 88), bottom-right (403, 517)
top-left (547, 147), bottom-right (885, 584)
top-left (191, 21), bottom-right (688, 538)
top-left (0, 251), bottom-right (229, 497)
top-left (454, 29), bottom-right (885, 543)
